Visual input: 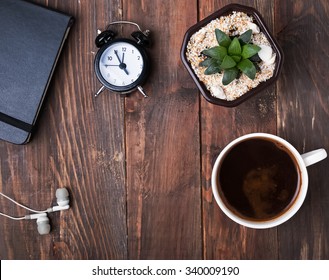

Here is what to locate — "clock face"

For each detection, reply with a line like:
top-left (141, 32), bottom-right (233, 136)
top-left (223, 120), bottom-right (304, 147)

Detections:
top-left (95, 39), bottom-right (148, 93)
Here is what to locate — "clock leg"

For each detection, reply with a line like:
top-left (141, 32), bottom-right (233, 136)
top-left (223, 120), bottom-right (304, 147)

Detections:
top-left (137, 86), bottom-right (148, 98)
top-left (94, 85), bottom-right (106, 97)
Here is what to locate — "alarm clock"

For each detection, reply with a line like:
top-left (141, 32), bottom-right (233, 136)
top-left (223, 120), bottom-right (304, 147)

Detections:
top-left (94, 21), bottom-right (151, 98)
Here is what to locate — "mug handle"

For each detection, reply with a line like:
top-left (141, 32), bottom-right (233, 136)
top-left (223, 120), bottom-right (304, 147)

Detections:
top-left (301, 149), bottom-right (327, 167)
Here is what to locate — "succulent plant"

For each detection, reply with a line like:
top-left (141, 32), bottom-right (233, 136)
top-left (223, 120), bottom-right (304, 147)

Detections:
top-left (200, 29), bottom-right (261, 85)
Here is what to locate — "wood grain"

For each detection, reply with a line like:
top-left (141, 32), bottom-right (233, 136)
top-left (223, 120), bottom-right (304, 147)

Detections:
top-left (124, 0), bottom-right (201, 259)
top-left (275, 0), bottom-right (329, 259)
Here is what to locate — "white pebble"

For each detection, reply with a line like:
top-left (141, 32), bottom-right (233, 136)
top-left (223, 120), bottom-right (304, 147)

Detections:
top-left (258, 44), bottom-right (273, 62)
top-left (248, 22), bottom-right (260, 34)
top-left (210, 85), bottom-right (226, 99)
top-left (263, 53), bottom-right (276, 65)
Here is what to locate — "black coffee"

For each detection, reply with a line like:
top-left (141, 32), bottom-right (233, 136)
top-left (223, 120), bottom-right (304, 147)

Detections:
top-left (218, 138), bottom-right (300, 220)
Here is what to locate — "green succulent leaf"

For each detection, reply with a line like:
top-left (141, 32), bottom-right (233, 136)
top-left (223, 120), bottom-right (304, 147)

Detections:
top-left (202, 46), bottom-right (227, 61)
top-left (222, 67), bottom-right (239, 85)
top-left (220, 55), bottom-right (237, 69)
top-left (231, 55), bottom-right (242, 63)
top-left (228, 37), bottom-right (242, 56)
top-left (200, 56), bottom-right (222, 75)
top-left (200, 28), bottom-right (261, 82)
top-left (237, 59), bottom-right (257, 79)
top-left (249, 53), bottom-right (261, 62)
top-left (204, 63), bottom-right (221, 75)
top-left (253, 61), bottom-right (261, 72)
top-left (241, 44), bottom-right (261, 59)
top-left (238, 29), bottom-right (252, 44)
top-left (199, 57), bottom-right (214, 67)
top-left (215, 29), bottom-right (231, 48)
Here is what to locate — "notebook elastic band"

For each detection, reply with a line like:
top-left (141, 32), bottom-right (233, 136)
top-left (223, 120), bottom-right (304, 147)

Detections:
top-left (0, 112), bottom-right (33, 133)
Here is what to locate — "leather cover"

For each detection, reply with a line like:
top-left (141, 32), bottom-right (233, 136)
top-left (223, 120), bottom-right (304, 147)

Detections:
top-left (0, 0), bottom-right (74, 144)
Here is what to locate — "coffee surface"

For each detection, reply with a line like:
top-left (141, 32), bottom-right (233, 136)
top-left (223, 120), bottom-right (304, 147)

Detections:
top-left (219, 138), bottom-right (299, 220)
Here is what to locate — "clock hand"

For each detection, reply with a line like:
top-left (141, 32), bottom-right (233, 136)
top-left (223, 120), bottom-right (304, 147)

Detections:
top-left (103, 64), bottom-right (120, 67)
top-left (114, 50), bottom-right (122, 63)
top-left (121, 53), bottom-right (130, 74)
top-left (121, 66), bottom-right (129, 75)
top-left (114, 50), bottom-right (129, 75)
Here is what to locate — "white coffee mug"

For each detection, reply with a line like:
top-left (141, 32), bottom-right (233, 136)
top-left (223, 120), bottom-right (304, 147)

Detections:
top-left (211, 133), bottom-right (327, 229)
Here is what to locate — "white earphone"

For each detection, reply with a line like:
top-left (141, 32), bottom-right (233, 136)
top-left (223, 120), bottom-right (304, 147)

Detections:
top-left (0, 188), bottom-right (70, 235)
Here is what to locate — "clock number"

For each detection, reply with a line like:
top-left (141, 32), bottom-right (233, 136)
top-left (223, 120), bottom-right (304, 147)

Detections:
top-left (122, 47), bottom-right (127, 52)
top-left (137, 56), bottom-right (140, 60)
top-left (132, 49), bottom-right (134, 54)
top-left (107, 56), bottom-right (113, 61)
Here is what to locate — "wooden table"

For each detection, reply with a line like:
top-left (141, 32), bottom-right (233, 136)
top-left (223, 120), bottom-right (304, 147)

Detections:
top-left (1, 0), bottom-right (328, 260)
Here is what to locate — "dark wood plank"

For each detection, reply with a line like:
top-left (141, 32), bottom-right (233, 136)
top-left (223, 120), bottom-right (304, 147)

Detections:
top-left (0, 0), bottom-right (127, 259)
top-left (200, 0), bottom-right (279, 259)
top-left (123, 0), bottom-right (202, 259)
top-left (275, 0), bottom-right (329, 259)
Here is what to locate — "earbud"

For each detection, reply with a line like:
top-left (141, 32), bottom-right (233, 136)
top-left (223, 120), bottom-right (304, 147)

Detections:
top-left (46, 188), bottom-right (70, 213)
top-left (0, 187), bottom-right (70, 235)
top-left (25, 213), bottom-right (51, 235)
top-left (37, 214), bottom-right (51, 235)
top-left (56, 188), bottom-right (69, 207)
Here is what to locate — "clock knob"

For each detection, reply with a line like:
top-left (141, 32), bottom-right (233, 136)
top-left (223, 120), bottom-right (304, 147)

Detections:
top-left (131, 31), bottom-right (151, 47)
top-left (95, 30), bottom-right (116, 48)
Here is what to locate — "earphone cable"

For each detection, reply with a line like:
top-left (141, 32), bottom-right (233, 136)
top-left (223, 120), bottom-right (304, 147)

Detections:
top-left (0, 191), bottom-right (47, 214)
top-left (0, 211), bottom-right (25, 220)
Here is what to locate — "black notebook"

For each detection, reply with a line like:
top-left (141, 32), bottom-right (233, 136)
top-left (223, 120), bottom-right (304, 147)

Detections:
top-left (0, 0), bottom-right (74, 144)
